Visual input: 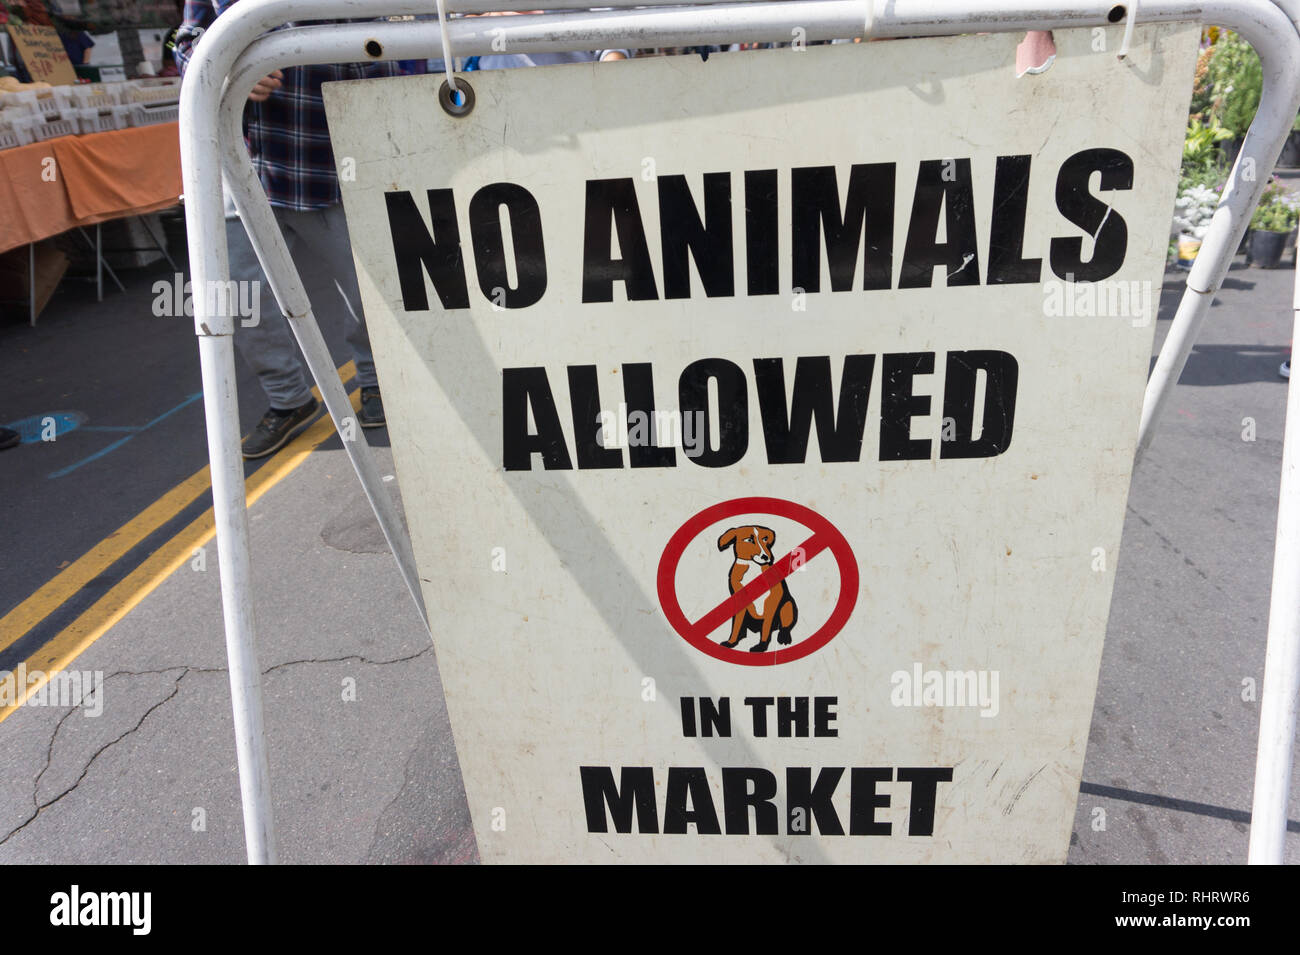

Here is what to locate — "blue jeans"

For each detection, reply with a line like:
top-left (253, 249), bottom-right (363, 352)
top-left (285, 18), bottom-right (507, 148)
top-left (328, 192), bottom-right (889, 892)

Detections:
top-left (225, 202), bottom-right (378, 409)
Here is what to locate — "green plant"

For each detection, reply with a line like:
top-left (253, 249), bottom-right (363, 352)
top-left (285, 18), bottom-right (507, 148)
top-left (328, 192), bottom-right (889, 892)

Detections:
top-left (1188, 45), bottom-right (1214, 122)
top-left (1207, 30), bottom-right (1263, 139)
top-left (1179, 164), bottom-right (1226, 193)
top-left (1252, 205), bottom-right (1294, 232)
top-left (1183, 118), bottom-right (1233, 166)
top-left (1179, 117), bottom-right (1232, 191)
top-left (1250, 177), bottom-right (1300, 233)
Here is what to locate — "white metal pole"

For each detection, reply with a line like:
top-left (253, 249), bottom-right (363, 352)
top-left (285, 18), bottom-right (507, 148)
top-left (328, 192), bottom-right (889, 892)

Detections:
top-left (196, 336), bottom-right (277, 864)
top-left (1273, 0), bottom-right (1300, 35)
top-left (181, 14), bottom-right (279, 864)
top-left (1247, 10), bottom-right (1300, 862)
top-left (1248, 250), bottom-right (1300, 864)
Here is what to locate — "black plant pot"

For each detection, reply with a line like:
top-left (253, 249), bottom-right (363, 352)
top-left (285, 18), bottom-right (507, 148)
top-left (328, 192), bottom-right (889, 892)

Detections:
top-left (1221, 136), bottom-right (1245, 168)
top-left (1280, 130), bottom-right (1300, 170)
top-left (1247, 228), bottom-right (1295, 268)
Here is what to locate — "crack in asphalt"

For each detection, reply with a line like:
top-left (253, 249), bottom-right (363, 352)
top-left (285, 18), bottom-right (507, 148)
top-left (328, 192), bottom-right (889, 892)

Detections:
top-left (367, 728), bottom-right (426, 860)
top-left (0, 668), bottom-right (188, 848)
top-left (262, 646), bottom-right (432, 676)
top-left (102, 645), bottom-right (433, 681)
top-left (0, 646), bottom-right (434, 849)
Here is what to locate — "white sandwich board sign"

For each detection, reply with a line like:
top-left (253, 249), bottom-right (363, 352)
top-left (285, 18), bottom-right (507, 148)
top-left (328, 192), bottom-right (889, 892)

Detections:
top-left (323, 25), bottom-right (1198, 863)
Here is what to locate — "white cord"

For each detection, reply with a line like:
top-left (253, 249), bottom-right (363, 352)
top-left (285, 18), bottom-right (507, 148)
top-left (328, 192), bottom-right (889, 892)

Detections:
top-left (435, 0), bottom-right (460, 96)
top-left (1118, 0), bottom-right (1139, 60)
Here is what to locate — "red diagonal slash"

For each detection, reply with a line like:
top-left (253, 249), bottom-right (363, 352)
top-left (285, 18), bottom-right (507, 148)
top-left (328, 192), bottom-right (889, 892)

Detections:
top-left (686, 532), bottom-right (828, 642)
top-left (657, 496), bottom-right (858, 666)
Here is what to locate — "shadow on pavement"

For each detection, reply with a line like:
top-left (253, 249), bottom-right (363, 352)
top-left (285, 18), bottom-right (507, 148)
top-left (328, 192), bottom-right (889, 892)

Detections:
top-left (1147, 343), bottom-right (1291, 386)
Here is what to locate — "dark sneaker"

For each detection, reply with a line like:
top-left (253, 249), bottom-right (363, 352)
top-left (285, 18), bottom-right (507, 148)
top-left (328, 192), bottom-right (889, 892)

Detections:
top-left (242, 397), bottom-right (319, 460)
top-left (359, 388), bottom-right (385, 428)
top-left (0, 426), bottom-right (19, 451)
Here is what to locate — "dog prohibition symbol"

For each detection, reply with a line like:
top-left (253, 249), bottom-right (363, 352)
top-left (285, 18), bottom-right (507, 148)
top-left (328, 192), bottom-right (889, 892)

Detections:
top-left (716, 526), bottom-right (799, 652)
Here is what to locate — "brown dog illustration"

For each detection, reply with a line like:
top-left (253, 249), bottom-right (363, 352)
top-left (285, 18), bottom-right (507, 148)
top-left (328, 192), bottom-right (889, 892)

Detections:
top-left (716, 525), bottom-right (798, 652)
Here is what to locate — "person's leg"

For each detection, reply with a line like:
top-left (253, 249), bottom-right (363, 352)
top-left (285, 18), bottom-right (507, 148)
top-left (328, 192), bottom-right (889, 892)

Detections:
top-left (226, 211), bottom-right (320, 459)
top-left (226, 212), bottom-right (314, 410)
top-left (277, 202), bottom-right (378, 392)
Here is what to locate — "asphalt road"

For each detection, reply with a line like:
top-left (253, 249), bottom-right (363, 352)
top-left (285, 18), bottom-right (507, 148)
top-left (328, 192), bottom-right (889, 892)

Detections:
top-left (0, 221), bottom-right (389, 673)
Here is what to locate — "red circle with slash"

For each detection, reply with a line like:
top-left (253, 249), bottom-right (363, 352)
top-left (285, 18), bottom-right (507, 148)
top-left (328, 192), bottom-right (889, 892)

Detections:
top-left (657, 497), bottom-right (859, 666)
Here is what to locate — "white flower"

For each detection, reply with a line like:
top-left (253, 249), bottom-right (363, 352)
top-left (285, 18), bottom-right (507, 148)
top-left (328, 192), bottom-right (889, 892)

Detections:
top-left (1172, 183), bottom-right (1222, 238)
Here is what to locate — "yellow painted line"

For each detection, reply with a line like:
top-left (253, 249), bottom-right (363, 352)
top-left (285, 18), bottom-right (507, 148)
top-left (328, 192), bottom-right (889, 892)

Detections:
top-left (0, 362), bottom-right (355, 655)
top-left (0, 376), bottom-right (360, 724)
top-left (0, 471), bottom-right (212, 654)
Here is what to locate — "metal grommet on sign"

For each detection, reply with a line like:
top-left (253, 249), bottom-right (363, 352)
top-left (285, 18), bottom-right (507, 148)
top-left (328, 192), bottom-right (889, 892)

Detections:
top-left (439, 78), bottom-right (475, 117)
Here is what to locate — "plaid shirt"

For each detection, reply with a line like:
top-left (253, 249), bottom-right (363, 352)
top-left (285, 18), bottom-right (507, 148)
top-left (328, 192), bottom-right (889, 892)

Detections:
top-left (174, 1), bottom-right (403, 210)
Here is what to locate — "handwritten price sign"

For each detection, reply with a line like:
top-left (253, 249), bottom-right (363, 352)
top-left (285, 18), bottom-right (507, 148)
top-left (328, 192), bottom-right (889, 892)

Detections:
top-left (7, 23), bottom-right (78, 86)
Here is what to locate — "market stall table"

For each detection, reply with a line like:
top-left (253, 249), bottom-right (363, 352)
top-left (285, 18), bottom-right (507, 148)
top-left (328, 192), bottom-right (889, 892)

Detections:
top-left (0, 121), bottom-right (182, 323)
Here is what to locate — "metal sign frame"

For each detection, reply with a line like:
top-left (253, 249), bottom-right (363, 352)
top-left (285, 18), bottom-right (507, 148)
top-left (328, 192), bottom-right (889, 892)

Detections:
top-left (177, 0), bottom-right (1300, 864)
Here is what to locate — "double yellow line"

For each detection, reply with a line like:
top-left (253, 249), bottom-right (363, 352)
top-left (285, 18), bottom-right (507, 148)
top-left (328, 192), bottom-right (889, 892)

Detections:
top-left (0, 363), bottom-right (358, 723)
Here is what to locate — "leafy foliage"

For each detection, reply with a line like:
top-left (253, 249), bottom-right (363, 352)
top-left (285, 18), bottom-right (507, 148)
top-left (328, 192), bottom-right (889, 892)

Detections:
top-left (1188, 46), bottom-right (1214, 122)
top-left (1249, 177), bottom-right (1300, 233)
top-left (1206, 30), bottom-right (1263, 138)
top-left (1179, 118), bottom-right (1232, 192)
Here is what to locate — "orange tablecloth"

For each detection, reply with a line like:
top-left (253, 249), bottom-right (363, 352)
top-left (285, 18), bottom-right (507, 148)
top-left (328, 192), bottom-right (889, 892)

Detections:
top-left (0, 122), bottom-right (182, 255)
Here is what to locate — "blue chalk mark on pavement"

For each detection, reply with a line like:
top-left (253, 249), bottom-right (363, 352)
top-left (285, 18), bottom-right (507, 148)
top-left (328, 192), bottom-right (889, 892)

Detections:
top-left (2, 411), bottom-right (87, 443)
top-left (44, 392), bottom-right (204, 479)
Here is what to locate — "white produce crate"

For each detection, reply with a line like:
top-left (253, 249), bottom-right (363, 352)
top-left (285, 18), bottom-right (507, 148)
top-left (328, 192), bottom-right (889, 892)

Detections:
top-left (31, 116), bottom-right (78, 141)
top-left (122, 77), bottom-right (182, 106)
top-left (0, 87), bottom-right (77, 120)
top-left (127, 101), bottom-right (180, 127)
top-left (69, 82), bottom-right (127, 109)
top-left (74, 104), bottom-right (129, 134)
top-left (4, 113), bottom-right (38, 146)
top-left (34, 88), bottom-right (69, 118)
top-left (0, 89), bottom-right (40, 115)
